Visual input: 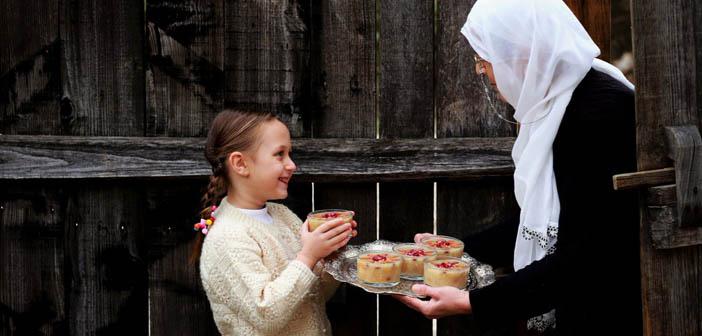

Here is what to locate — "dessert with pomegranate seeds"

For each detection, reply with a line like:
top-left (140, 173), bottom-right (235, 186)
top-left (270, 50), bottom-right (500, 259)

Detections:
top-left (420, 235), bottom-right (464, 257)
top-left (423, 257), bottom-right (470, 289)
top-left (306, 209), bottom-right (354, 231)
top-left (392, 243), bottom-right (437, 280)
top-left (356, 251), bottom-right (403, 287)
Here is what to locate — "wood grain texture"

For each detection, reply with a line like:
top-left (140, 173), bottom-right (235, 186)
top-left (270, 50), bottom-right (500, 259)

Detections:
top-left (145, 182), bottom-right (219, 336)
top-left (612, 167), bottom-right (675, 190)
top-left (0, 1), bottom-right (61, 135)
top-left (145, 0), bottom-right (225, 137)
top-left (0, 136), bottom-right (515, 181)
top-left (315, 183), bottom-right (376, 336)
top-left (647, 185), bottom-right (702, 249)
top-left (379, 0), bottom-right (433, 139)
top-left (0, 182), bottom-right (66, 335)
top-left (308, 1), bottom-right (377, 334)
top-left (309, 0), bottom-right (376, 138)
top-left (64, 183), bottom-right (148, 334)
top-left (224, 0), bottom-right (311, 137)
top-left (60, 0), bottom-right (145, 136)
top-left (664, 126), bottom-right (702, 228)
top-left (379, 181), bottom-right (434, 336)
top-left (436, 0), bottom-right (516, 138)
top-left (632, 0), bottom-right (702, 334)
top-left (564, 0), bottom-right (612, 61)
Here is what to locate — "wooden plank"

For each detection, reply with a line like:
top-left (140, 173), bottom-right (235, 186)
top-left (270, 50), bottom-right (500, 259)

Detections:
top-left (377, 2), bottom-right (434, 333)
top-left (564, 0), bottom-right (612, 61)
top-left (316, 183), bottom-right (377, 336)
top-left (379, 181), bottom-right (434, 336)
top-left (632, 0), bottom-right (702, 334)
top-left (308, 1), bottom-right (377, 334)
top-left (309, 0), bottom-right (376, 138)
top-left (436, 0), bottom-right (516, 138)
top-left (0, 136), bottom-right (515, 181)
top-left (145, 182), bottom-right (219, 335)
top-left (436, 178), bottom-right (520, 336)
top-left (612, 167), bottom-right (675, 190)
top-left (647, 185), bottom-right (702, 249)
top-left (379, 0), bottom-right (433, 139)
top-left (0, 182), bottom-right (66, 335)
top-left (223, 0), bottom-right (311, 137)
top-left (665, 126), bottom-right (702, 227)
top-left (64, 182), bottom-right (148, 334)
top-left (145, 0), bottom-right (225, 137)
top-left (0, 0), bottom-right (62, 135)
top-left (60, 0), bottom-right (145, 136)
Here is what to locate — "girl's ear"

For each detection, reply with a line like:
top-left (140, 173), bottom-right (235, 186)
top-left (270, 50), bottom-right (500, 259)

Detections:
top-left (228, 151), bottom-right (249, 177)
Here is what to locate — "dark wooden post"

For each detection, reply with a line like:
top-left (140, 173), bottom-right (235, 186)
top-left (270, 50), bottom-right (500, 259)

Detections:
top-left (632, 0), bottom-right (702, 334)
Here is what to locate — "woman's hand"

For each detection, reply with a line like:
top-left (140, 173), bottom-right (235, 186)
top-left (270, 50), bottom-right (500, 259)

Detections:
top-left (297, 218), bottom-right (356, 269)
top-left (414, 232), bottom-right (434, 244)
top-left (392, 284), bottom-right (472, 319)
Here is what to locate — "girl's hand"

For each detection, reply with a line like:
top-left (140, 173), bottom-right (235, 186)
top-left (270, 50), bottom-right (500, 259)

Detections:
top-left (297, 218), bottom-right (354, 269)
top-left (392, 284), bottom-right (472, 319)
top-left (414, 232), bottom-right (434, 244)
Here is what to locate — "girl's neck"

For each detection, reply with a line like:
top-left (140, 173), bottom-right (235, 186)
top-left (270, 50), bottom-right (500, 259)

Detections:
top-left (227, 187), bottom-right (266, 210)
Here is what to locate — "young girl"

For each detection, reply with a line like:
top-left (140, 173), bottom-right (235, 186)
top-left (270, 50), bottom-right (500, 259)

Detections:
top-left (193, 109), bottom-right (356, 336)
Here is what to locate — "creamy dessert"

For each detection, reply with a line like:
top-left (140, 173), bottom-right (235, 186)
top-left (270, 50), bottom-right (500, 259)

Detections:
top-left (356, 251), bottom-right (402, 287)
top-left (392, 243), bottom-right (437, 280)
top-left (423, 257), bottom-right (470, 289)
top-left (306, 209), bottom-right (354, 231)
top-left (420, 235), bottom-right (464, 258)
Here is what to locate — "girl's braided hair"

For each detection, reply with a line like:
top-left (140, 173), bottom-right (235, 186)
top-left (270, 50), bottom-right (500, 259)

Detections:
top-left (190, 109), bottom-right (277, 264)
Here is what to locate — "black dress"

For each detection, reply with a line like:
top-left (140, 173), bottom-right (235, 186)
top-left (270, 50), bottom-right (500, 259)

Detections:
top-left (465, 69), bottom-right (642, 335)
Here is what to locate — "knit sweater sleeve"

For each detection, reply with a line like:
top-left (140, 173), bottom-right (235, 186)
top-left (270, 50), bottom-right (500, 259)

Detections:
top-left (204, 229), bottom-right (318, 334)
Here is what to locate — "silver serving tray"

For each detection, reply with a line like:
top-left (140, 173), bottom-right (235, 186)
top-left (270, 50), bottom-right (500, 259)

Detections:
top-left (324, 240), bottom-right (496, 298)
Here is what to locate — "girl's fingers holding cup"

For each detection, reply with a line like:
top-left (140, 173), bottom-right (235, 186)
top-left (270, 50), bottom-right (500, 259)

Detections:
top-left (329, 228), bottom-right (352, 246)
top-left (322, 223), bottom-right (352, 240)
top-left (316, 218), bottom-right (347, 233)
top-left (333, 235), bottom-right (352, 250)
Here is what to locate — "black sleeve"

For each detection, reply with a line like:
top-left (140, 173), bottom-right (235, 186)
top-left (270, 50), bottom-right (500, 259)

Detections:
top-left (462, 220), bottom-right (518, 269)
top-left (468, 75), bottom-right (637, 326)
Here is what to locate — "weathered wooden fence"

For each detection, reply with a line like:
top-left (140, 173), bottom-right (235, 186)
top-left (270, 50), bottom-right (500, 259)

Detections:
top-left (1, 1), bottom-right (610, 335)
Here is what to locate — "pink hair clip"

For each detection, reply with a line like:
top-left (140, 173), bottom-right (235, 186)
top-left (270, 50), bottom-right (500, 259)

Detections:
top-left (194, 205), bottom-right (218, 235)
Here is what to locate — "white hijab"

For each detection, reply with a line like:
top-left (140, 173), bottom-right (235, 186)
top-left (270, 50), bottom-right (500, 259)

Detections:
top-left (461, 0), bottom-right (634, 271)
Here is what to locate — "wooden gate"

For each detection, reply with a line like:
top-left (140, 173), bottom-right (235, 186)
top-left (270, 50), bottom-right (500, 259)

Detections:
top-left (1, 1), bottom-right (616, 335)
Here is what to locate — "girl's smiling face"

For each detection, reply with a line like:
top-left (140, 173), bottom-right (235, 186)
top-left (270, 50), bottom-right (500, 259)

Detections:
top-left (245, 119), bottom-right (297, 204)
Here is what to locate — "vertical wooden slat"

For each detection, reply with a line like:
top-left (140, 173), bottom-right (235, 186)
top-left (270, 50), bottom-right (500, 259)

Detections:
top-left (224, 0), bottom-right (311, 137)
top-left (379, 0), bottom-right (433, 139)
top-left (65, 183), bottom-right (148, 334)
top-left (632, 0), bottom-right (702, 335)
top-left (60, 0), bottom-right (145, 136)
top-left (378, 1), bottom-right (434, 335)
top-left (309, 1), bottom-right (377, 334)
top-left (564, 0), bottom-right (612, 62)
top-left (436, 0), bottom-right (514, 138)
top-left (436, 2), bottom-right (518, 335)
top-left (309, 0), bottom-right (376, 138)
top-left (146, 181), bottom-right (219, 336)
top-left (0, 1), bottom-right (61, 135)
top-left (0, 183), bottom-right (66, 335)
top-left (145, 0), bottom-right (225, 137)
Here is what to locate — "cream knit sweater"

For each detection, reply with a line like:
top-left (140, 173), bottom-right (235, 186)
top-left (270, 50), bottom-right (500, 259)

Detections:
top-left (200, 198), bottom-right (339, 336)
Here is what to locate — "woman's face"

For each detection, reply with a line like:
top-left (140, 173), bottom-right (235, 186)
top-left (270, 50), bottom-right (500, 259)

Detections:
top-left (475, 57), bottom-right (507, 102)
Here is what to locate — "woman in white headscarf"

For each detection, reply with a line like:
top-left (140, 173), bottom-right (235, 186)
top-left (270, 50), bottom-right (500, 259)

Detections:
top-left (395, 0), bottom-right (641, 334)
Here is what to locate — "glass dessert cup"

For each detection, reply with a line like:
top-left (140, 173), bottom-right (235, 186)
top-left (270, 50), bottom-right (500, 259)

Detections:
top-left (420, 235), bottom-right (464, 258)
top-left (306, 209), bottom-right (354, 232)
top-left (356, 251), bottom-right (403, 287)
top-left (423, 257), bottom-right (470, 289)
top-left (392, 243), bottom-right (437, 280)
